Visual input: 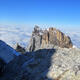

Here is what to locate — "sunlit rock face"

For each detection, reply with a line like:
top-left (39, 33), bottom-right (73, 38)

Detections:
top-left (48, 28), bottom-right (73, 48)
top-left (47, 48), bottom-right (80, 80)
top-left (27, 26), bottom-right (73, 52)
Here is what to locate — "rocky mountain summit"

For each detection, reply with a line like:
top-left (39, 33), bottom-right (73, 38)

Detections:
top-left (27, 26), bottom-right (73, 52)
top-left (0, 26), bottom-right (80, 80)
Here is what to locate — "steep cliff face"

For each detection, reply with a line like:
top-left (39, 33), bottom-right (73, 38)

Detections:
top-left (27, 26), bottom-right (42, 52)
top-left (48, 27), bottom-right (73, 48)
top-left (27, 26), bottom-right (73, 52)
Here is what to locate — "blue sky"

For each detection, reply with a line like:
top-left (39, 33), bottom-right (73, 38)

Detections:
top-left (0, 0), bottom-right (80, 29)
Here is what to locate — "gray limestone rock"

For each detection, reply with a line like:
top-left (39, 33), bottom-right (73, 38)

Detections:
top-left (27, 26), bottom-right (73, 52)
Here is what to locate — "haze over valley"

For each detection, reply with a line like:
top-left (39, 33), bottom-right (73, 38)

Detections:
top-left (0, 25), bottom-right (79, 48)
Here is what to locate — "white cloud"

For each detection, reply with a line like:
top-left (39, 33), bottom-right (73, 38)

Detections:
top-left (0, 25), bottom-right (32, 48)
top-left (0, 25), bottom-right (80, 49)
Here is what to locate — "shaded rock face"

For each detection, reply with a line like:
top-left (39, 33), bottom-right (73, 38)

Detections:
top-left (27, 26), bottom-right (73, 52)
top-left (0, 40), bottom-right (19, 63)
top-left (1, 49), bottom-right (55, 80)
top-left (0, 58), bottom-right (6, 77)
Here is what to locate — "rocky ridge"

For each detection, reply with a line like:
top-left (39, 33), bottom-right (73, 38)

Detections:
top-left (1, 46), bottom-right (80, 80)
top-left (27, 26), bottom-right (73, 52)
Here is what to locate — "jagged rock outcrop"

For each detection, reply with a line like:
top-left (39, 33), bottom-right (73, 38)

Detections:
top-left (27, 26), bottom-right (42, 52)
top-left (27, 26), bottom-right (73, 52)
top-left (48, 27), bottom-right (72, 48)
top-left (15, 43), bottom-right (26, 54)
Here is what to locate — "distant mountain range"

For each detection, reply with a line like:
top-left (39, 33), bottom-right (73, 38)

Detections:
top-left (0, 25), bottom-right (80, 48)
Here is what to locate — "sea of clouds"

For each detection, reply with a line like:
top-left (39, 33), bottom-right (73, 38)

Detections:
top-left (0, 25), bottom-right (80, 48)
top-left (0, 25), bottom-right (32, 48)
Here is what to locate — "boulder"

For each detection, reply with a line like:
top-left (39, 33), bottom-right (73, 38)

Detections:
top-left (15, 43), bottom-right (26, 54)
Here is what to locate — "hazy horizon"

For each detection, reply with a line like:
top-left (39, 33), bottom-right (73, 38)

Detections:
top-left (0, 0), bottom-right (80, 30)
top-left (0, 0), bottom-right (80, 48)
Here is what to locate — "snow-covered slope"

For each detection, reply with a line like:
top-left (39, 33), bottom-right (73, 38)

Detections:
top-left (0, 25), bottom-right (31, 48)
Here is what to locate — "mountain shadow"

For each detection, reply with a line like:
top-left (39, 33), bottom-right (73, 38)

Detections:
top-left (0, 48), bottom-right (56, 80)
top-left (0, 57), bottom-right (6, 77)
top-left (23, 48), bottom-right (56, 80)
